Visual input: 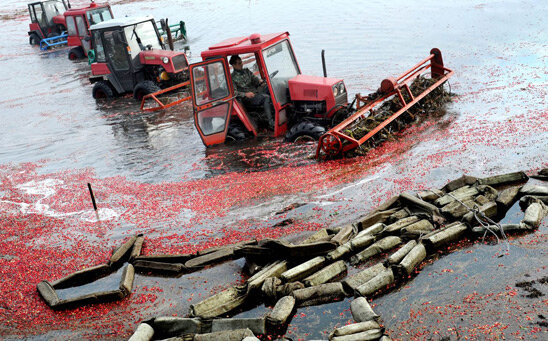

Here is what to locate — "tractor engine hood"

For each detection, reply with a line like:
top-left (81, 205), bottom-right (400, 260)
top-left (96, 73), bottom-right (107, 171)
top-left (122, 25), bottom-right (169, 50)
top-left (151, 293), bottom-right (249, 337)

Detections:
top-left (288, 74), bottom-right (343, 102)
top-left (139, 50), bottom-right (189, 73)
top-left (52, 15), bottom-right (66, 26)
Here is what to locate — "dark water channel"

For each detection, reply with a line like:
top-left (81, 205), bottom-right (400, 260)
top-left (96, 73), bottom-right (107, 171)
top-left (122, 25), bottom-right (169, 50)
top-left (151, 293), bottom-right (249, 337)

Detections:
top-left (0, 0), bottom-right (547, 339)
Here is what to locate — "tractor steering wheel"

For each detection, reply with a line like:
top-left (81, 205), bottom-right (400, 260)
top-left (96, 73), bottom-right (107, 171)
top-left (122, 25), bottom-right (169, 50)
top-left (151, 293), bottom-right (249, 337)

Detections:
top-left (269, 70), bottom-right (279, 79)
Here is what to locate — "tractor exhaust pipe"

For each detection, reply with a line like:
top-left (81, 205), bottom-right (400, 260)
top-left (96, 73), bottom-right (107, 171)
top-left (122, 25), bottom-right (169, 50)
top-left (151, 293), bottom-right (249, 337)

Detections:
top-left (165, 19), bottom-right (174, 51)
top-left (160, 19), bottom-right (175, 51)
top-left (321, 49), bottom-right (327, 77)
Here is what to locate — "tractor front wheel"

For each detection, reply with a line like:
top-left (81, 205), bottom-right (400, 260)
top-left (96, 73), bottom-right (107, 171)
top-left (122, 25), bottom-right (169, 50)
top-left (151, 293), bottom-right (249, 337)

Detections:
top-left (285, 121), bottom-right (326, 143)
top-left (331, 107), bottom-right (352, 126)
top-left (133, 81), bottom-right (161, 101)
top-left (68, 47), bottom-right (85, 60)
top-left (29, 33), bottom-right (40, 45)
top-left (92, 81), bottom-right (114, 99)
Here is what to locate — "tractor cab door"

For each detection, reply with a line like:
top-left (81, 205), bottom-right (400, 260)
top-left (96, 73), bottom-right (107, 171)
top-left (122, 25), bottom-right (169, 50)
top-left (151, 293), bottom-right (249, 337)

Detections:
top-left (190, 58), bottom-right (234, 146)
top-left (29, 3), bottom-right (47, 36)
top-left (75, 15), bottom-right (91, 52)
top-left (102, 29), bottom-right (134, 92)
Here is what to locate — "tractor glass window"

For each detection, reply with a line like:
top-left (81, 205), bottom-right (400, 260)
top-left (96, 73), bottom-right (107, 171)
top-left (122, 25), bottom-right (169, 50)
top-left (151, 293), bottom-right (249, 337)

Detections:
top-left (66, 16), bottom-right (77, 36)
top-left (34, 5), bottom-right (46, 27)
top-left (124, 21), bottom-right (162, 57)
top-left (29, 5), bottom-right (36, 22)
top-left (197, 103), bottom-right (230, 136)
top-left (43, 1), bottom-right (65, 26)
top-left (87, 7), bottom-right (113, 27)
top-left (229, 53), bottom-right (261, 82)
top-left (262, 40), bottom-right (300, 106)
top-left (75, 16), bottom-right (87, 36)
top-left (103, 30), bottom-right (130, 71)
top-left (193, 62), bottom-right (229, 107)
top-left (52, 1), bottom-right (66, 14)
top-left (93, 32), bottom-right (105, 62)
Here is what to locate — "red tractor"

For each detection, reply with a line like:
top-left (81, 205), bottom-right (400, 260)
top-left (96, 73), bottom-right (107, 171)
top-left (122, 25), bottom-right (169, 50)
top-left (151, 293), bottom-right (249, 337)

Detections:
top-left (88, 16), bottom-right (189, 101)
top-left (187, 32), bottom-right (453, 159)
top-left (189, 32), bottom-right (350, 145)
top-left (27, 0), bottom-right (68, 45)
top-left (64, 1), bottom-right (113, 60)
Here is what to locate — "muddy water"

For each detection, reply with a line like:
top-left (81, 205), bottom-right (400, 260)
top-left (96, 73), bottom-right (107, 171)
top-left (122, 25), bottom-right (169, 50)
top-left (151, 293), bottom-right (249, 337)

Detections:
top-left (0, 0), bottom-right (547, 339)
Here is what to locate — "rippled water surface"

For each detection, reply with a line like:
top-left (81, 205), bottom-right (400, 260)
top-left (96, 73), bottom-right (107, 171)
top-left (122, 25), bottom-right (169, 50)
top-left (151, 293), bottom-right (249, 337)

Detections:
top-left (0, 0), bottom-right (547, 340)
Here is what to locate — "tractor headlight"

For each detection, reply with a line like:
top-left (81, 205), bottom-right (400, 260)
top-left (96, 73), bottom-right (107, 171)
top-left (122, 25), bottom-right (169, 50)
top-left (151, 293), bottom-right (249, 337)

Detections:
top-left (332, 85), bottom-right (339, 97)
top-left (162, 57), bottom-right (169, 64)
top-left (339, 82), bottom-right (345, 94)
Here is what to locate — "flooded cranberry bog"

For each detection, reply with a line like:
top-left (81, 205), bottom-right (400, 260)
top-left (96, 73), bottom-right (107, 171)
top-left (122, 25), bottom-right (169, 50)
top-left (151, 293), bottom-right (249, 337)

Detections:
top-left (0, 0), bottom-right (547, 340)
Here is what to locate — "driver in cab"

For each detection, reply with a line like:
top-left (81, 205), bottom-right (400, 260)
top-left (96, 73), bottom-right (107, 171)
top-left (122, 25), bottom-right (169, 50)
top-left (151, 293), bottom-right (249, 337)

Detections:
top-left (229, 55), bottom-right (274, 130)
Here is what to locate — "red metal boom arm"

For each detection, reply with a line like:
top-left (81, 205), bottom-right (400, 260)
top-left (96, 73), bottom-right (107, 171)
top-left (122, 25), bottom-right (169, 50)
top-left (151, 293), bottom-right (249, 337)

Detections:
top-left (316, 48), bottom-right (454, 158)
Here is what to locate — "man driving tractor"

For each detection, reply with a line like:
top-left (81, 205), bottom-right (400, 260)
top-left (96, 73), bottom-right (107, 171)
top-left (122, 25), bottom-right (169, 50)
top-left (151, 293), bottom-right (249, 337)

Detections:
top-left (229, 55), bottom-right (274, 130)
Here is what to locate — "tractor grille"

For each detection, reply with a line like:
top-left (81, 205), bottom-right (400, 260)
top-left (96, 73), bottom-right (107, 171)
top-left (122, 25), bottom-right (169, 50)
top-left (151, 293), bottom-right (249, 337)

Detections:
top-left (172, 54), bottom-right (188, 71)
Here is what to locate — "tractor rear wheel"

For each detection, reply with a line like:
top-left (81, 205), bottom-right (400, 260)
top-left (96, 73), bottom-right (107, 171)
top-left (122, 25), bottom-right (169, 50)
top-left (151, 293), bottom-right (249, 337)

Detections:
top-left (29, 33), bottom-right (40, 45)
top-left (68, 47), bottom-right (85, 60)
top-left (226, 123), bottom-right (248, 142)
top-left (285, 121), bottom-right (326, 143)
top-left (92, 81), bottom-right (114, 99)
top-left (133, 80), bottom-right (161, 101)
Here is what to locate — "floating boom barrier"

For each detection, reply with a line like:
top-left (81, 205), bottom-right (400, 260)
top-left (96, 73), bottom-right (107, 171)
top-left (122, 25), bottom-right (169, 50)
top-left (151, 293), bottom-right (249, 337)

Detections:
top-left (34, 169), bottom-right (548, 340)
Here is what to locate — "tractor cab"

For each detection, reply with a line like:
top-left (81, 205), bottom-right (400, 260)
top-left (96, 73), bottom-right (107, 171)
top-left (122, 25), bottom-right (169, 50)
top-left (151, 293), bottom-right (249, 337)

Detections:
top-left (88, 16), bottom-right (189, 101)
top-left (189, 32), bottom-right (348, 146)
top-left (64, 1), bottom-right (113, 59)
top-left (27, 0), bottom-right (68, 44)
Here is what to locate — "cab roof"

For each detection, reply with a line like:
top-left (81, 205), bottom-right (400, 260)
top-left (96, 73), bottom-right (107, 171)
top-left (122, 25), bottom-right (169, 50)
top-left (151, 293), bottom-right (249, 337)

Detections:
top-left (28, 0), bottom-right (64, 4)
top-left (201, 32), bottom-right (289, 59)
top-left (89, 16), bottom-right (153, 31)
top-left (64, 2), bottom-right (110, 17)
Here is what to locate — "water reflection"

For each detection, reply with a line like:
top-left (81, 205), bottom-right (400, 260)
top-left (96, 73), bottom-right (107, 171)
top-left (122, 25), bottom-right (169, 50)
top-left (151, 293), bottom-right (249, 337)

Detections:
top-left (90, 97), bottom-right (201, 179)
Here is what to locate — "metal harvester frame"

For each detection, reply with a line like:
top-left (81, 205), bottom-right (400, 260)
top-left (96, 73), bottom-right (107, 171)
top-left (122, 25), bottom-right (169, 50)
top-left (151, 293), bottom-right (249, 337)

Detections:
top-left (39, 32), bottom-right (68, 50)
top-left (140, 80), bottom-right (191, 112)
top-left (316, 48), bottom-right (454, 159)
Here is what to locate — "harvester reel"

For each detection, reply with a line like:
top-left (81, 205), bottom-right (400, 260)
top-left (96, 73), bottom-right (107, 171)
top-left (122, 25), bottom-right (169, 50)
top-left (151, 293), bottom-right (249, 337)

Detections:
top-left (319, 133), bottom-right (342, 158)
